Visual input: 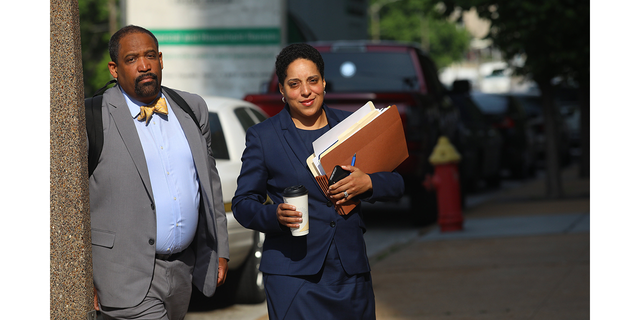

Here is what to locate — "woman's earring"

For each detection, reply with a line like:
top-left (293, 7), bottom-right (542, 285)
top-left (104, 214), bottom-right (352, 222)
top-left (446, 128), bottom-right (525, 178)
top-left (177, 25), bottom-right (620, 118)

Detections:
top-left (324, 90), bottom-right (326, 95)
top-left (282, 97), bottom-right (286, 103)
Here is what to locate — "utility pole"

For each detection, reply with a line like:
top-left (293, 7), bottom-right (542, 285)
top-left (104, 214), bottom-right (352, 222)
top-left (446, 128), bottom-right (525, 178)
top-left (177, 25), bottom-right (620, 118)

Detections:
top-left (420, 13), bottom-right (429, 52)
top-left (369, 0), bottom-right (403, 42)
top-left (108, 0), bottom-right (118, 35)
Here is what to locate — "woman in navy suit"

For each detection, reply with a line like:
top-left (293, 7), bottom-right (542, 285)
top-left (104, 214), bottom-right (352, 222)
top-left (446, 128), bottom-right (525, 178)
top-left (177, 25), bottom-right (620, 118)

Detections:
top-left (232, 43), bottom-right (404, 320)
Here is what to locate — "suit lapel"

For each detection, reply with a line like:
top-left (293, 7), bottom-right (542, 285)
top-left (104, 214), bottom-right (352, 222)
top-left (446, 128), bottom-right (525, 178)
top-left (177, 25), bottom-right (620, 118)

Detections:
top-left (272, 110), bottom-right (323, 198)
top-left (278, 104), bottom-right (343, 175)
top-left (277, 108), bottom-right (314, 170)
top-left (324, 105), bottom-right (343, 127)
top-left (275, 105), bottom-right (346, 198)
top-left (104, 86), bottom-right (154, 197)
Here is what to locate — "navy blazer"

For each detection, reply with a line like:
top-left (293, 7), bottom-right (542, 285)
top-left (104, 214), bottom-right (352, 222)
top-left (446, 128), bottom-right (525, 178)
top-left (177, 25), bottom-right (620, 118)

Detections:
top-left (232, 104), bottom-right (404, 276)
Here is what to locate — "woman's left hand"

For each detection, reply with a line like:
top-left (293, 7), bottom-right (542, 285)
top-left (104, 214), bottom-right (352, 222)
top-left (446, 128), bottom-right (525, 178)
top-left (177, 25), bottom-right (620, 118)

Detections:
top-left (328, 165), bottom-right (372, 207)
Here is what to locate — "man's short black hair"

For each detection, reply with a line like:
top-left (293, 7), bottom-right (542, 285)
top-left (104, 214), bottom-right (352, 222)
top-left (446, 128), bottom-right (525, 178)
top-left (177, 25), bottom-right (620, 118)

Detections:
top-left (275, 43), bottom-right (324, 85)
top-left (108, 25), bottom-right (159, 63)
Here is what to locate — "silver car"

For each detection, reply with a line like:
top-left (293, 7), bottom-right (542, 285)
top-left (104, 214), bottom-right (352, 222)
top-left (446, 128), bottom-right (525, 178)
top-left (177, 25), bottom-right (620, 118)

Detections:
top-left (203, 95), bottom-right (268, 304)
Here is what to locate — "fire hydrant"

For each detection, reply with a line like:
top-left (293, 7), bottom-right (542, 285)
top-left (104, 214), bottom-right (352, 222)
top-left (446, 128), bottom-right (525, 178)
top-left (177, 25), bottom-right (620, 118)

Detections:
top-left (423, 136), bottom-right (463, 232)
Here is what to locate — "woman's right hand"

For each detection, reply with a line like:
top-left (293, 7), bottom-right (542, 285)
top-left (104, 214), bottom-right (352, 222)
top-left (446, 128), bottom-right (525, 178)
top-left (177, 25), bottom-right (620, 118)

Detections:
top-left (277, 203), bottom-right (303, 228)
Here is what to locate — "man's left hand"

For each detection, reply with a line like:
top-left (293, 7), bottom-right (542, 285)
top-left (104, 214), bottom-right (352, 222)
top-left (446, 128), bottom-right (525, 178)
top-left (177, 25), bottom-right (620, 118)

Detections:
top-left (217, 257), bottom-right (228, 286)
top-left (93, 286), bottom-right (100, 311)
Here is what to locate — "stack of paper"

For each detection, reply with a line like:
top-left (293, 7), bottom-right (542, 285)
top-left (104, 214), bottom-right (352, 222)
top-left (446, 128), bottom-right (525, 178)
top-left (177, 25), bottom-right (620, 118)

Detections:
top-left (307, 101), bottom-right (409, 215)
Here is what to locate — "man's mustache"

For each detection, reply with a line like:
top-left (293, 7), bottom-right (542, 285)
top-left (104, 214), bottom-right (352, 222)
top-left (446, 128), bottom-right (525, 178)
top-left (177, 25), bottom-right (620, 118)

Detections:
top-left (135, 73), bottom-right (158, 85)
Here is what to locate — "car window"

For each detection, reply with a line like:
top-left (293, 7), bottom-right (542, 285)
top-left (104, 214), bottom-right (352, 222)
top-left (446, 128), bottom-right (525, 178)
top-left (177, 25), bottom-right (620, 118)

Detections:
top-left (515, 95), bottom-right (564, 120)
top-left (459, 96), bottom-right (486, 126)
top-left (514, 95), bottom-right (542, 117)
top-left (471, 94), bottom-right (509, 114)
top-left (417, 52), bottom-right (444, 96)
top-left (234, 107), bottom-right (267, 132)
top-left (320, 51), bottom-right (419, 92)
top-left (507, 96), bottom-right (527, 119)
top-left (249, 108), bottom-right (268, 123)
top-left (208, 112), bottom-right (230, 160)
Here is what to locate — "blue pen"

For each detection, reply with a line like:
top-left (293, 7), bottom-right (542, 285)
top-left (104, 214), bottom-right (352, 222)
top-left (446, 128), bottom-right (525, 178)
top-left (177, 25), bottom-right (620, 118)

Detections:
top-left (351, 153), bottom-right (356, 166)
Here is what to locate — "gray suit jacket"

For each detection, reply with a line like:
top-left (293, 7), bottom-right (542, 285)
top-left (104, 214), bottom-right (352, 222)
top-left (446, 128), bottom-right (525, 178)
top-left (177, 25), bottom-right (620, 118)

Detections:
top-left (89, 85), bottom-right (229, 308)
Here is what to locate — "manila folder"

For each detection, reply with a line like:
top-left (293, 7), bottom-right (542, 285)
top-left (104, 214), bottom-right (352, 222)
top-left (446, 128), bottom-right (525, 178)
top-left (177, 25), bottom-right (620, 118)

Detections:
top-left (320, 105), bottom-right (408, 175)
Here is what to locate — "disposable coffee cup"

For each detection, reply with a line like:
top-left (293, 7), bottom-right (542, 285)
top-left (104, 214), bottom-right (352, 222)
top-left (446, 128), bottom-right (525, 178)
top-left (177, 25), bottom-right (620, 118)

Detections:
top-left (283, 185), bottom-right (309, 236)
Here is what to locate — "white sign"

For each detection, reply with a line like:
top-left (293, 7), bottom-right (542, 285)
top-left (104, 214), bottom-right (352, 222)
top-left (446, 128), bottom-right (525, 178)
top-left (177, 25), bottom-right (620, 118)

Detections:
top-left (126, 0), bottom-right (284, 99)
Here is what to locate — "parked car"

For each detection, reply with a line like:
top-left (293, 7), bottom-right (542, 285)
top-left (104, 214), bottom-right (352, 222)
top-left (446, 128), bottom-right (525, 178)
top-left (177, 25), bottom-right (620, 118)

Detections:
top-left (479, 67), bottom-right (512, 93)
top-left (245, 41), bottom-right (466, 225)
top-left (510, 93), bottom-right (572, 167)
top-left (470, 92), bottom-right (537, 179)
top-left (448, 80), bottom-right (503, 191)
top-left (552, 84), bottom-right (582, 154)
top-left (189, 96), bottom-right (269, 307)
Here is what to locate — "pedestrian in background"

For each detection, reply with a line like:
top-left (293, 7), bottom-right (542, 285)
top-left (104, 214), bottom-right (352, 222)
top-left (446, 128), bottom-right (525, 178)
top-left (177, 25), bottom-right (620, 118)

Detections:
top-left (232, 43), bottom-right (405, 319)
top-left (88, 25), bottom-right (229, 320)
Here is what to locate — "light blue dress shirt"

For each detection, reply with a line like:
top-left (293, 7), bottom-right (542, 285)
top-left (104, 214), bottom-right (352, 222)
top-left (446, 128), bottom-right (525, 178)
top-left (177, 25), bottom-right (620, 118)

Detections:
top-left (121, 88), bottom-right (200, 255)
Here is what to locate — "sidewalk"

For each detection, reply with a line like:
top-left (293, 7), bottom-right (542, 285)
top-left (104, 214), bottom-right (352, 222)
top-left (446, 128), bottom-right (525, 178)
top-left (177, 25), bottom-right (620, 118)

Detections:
top-left (370, 164), bottom-right (590, 320)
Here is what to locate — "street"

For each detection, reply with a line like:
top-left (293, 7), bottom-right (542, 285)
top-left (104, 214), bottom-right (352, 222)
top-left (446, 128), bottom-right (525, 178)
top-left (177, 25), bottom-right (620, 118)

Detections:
top-left (184, 172), bottom-right (532, 320)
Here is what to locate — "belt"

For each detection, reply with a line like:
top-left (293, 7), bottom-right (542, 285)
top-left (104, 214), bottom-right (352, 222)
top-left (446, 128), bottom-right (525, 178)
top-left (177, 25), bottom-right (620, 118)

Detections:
top-left (156, 253), bottom-right (172, 260)
top-left (156, 251), bottom-right (182, 261)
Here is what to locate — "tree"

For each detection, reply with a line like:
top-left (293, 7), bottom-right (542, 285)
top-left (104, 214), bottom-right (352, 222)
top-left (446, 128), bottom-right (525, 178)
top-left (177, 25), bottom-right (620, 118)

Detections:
top-left (370, 0), bottom-right (472, 69)
top-left (78, 0), bottom-right (119, 97)
top-left (439, 0), bottom-right (590, 197)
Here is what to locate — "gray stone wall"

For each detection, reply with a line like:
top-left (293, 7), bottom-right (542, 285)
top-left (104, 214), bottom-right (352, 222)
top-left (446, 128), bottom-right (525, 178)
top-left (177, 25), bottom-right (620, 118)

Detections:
top-left (50, 0), bottom-right (95, 319)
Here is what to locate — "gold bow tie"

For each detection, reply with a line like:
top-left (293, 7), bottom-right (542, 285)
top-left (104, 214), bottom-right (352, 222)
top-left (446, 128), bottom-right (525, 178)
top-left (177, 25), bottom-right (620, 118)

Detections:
top-left (138, 97), bottom-right (168, 124)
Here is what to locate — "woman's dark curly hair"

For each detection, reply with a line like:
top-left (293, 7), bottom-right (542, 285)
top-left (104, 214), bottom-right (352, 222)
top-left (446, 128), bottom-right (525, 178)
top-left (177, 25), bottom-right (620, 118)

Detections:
top-left (275, 43), bottom-right (324, 85)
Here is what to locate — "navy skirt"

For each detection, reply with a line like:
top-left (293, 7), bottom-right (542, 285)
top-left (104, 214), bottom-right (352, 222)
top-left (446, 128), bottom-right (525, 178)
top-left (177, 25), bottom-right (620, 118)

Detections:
top-left (263, 240), bottom-right (376, 320)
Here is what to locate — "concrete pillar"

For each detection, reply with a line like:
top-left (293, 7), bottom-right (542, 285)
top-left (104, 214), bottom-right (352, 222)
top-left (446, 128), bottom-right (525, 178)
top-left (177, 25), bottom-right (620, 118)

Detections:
top-left (50, 0), bottom-right (95, 319)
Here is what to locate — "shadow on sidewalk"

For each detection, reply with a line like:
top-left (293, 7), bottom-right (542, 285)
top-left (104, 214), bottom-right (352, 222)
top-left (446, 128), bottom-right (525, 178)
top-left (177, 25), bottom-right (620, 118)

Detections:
top-left (370, 163), bottom-right (590, 320)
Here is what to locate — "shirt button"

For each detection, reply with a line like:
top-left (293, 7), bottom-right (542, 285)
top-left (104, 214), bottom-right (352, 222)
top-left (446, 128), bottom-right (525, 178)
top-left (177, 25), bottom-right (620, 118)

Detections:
top-left (149, 239), bottom-right (155, 245)
top-left (330, 221), bottom-right (336, 228)
top-left (151, 203), bottom-right (155, 210)
top-left (326, 201), bottom-right (332, 207)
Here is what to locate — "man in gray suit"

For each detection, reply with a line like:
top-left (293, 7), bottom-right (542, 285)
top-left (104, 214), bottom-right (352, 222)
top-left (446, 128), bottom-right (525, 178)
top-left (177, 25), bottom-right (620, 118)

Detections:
top-left (89, 25), bottom-right (229, 319)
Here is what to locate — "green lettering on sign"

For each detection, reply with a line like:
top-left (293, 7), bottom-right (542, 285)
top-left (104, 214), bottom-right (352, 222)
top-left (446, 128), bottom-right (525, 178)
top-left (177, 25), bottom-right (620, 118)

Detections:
top-left (151, 28), bottom-right (281, 45)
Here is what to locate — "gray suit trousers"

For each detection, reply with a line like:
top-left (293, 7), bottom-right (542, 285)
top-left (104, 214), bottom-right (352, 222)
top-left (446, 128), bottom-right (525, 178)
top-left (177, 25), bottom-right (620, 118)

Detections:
top-left (100, 249), bottom-right (196, 320)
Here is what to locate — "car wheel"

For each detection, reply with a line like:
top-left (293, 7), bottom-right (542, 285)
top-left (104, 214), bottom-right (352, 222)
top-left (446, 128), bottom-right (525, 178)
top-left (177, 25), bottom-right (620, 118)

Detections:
top-left (232, 231), bottom-right (265, 304)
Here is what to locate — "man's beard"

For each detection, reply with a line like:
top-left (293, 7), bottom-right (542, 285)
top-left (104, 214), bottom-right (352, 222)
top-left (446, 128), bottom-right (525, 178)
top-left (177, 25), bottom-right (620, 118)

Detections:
top-left (135, 73), bottom-right (160, 98)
